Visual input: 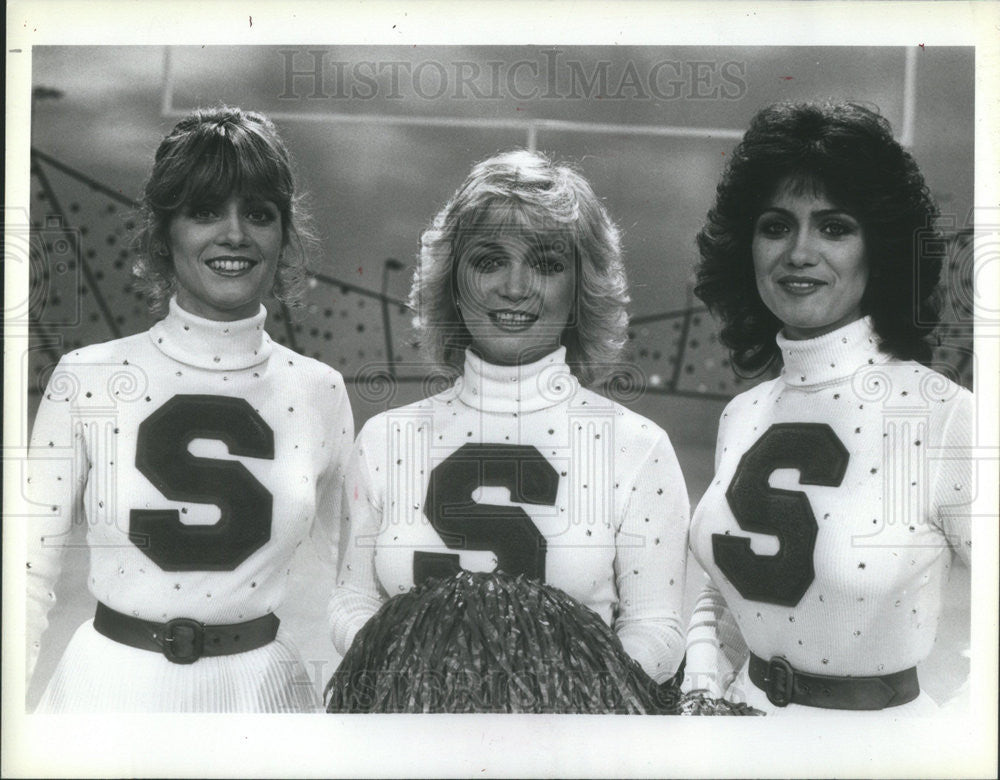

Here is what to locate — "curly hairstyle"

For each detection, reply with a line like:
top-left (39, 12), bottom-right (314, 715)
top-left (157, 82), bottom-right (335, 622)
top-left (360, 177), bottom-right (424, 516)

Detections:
top-left (695, 101), bottom-right (941, 374)
top-left (410, 149), bottom-right (629, 388)
top-left (132, 106), bottom-right (314, 318)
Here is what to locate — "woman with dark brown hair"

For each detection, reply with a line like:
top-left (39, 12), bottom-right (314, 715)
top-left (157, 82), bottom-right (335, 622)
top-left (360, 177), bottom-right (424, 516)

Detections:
top-left (685, 101), bottom-right (973, 716)
top-left (26, 106), bottom-right (353, 712)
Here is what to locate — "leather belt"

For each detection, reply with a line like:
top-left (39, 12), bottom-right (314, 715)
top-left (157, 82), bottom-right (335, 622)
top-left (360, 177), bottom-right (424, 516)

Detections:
top-left (749, 653), bottom-right (919, 710)
top-left (94, 602), bottom-right (279, 664)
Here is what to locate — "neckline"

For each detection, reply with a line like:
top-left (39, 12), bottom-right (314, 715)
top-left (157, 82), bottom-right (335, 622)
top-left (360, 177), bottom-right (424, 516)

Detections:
top-left (148, 297), bottom-right (272, 370)
top-left (777, 316), bottom-right (887, 387)
top-left (456, 346), bottom-right (578, 413)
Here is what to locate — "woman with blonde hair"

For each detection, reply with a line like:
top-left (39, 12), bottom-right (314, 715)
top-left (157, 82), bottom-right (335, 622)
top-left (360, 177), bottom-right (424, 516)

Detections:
top-left (329, 150), bottom-right (690, 697)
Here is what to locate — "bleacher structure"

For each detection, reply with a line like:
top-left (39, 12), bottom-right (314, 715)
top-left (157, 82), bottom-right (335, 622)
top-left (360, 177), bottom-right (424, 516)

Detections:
top-left (25, 133), bottom-right (973, 418)
top-left (26, 147), bottom-right (779, 416)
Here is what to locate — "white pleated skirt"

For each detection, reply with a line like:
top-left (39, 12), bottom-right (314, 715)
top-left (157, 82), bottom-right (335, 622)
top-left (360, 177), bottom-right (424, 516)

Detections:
top-left (36, 620), bottom-right (320, 713)
top-left (726, 658), bottom-right (941, 718)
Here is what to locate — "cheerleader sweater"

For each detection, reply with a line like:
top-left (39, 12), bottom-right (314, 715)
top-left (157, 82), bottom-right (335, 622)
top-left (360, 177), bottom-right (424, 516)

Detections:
top-left (329, 347), bottom-right (690, 683)
top-left (686, 317), bottom-right (973, 693)
top-left (25, 299), bottom-right (354, 679)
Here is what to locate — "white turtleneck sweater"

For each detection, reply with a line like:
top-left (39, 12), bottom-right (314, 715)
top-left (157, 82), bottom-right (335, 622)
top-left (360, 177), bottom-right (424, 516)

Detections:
top-left (329, 347), bottom-right (690, 683)
top-left (26, 299), bottom-right (354, 682)
top-left (685, 317), bottom-right (973, 698)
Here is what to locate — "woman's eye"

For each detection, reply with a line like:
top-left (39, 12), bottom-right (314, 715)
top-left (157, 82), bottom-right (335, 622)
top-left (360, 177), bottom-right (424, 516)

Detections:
top-left (756, 219), bottom-right (789, 237)
top-left (245, 202), bottom-right (279, 223)
top-left (464, 246), bottom-right (505, 272)
top-left (821, 220), bottom-right (855, 237)
top-left (534, 256), bottom-right (566, 274)
top-left (475, 256), bottom-right (502, 271)
top-left (189, 207), bottom-right (218, 220)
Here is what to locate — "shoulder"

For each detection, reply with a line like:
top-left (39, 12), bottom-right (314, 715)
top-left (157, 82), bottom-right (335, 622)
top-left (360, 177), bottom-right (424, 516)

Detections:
top-left (356, 392), bottom-right (441, 442)
top-left (718, 376), bottom-right (779, 420)
top-left (873, 359), bottom-right (974, 470)
top-left (57, 332), bottom-right (153, 367)
top-left (268, 342), bottom-right (344, 383)
top-left (574, 386), bottom-right (673, 453)
top-left (267, 342), bottom-right (349, 399)
top-left (875, 358), bottom-right (971, 414)
top-left (43, 333), bottom-right (155, 402)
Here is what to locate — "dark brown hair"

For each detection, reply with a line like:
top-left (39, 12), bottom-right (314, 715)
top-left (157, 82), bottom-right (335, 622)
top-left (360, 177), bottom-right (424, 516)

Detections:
top-left (695, 101), bottom-right (941, 374)
top-left (133, 106), bottom-right (313, 316)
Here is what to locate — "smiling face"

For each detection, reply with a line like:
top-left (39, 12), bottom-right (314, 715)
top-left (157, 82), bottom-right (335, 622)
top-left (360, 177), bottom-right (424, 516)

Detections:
top-left (454, 227), bottom-right (577, 366)
top-left (752, 177), bottom-right (869, 341)
top-left (167, 193), bottom-right (284, 321)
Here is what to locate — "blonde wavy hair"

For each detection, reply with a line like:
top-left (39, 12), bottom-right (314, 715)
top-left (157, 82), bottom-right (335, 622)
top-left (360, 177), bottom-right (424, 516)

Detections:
top-left (410, 149), bottom-right (629, 387)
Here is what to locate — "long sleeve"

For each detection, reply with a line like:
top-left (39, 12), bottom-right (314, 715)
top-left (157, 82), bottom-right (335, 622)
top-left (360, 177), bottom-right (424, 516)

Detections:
top-left (310, 371), bottom-right (355, 565)
top-left (613, 431), bottom-right (690, 683)
top-left (683, 396), bottom-right (747, 696)
top-left (682, 576), bottom-right (748, 697)
top-left (25, 358), bottom-right (89, 681)
top-left (930, 387), bottom-right (974, 567)
top-left (328, 434), bottom-right (387, 655)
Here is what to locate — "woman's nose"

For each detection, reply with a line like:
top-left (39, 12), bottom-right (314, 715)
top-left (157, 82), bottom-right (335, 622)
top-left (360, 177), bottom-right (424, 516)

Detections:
top-left (787, 229), bottom-right (818, 266)
top-left (500, 260), bottom-right (534, 300)
top-left (219, 208), bottom-right (249, 247)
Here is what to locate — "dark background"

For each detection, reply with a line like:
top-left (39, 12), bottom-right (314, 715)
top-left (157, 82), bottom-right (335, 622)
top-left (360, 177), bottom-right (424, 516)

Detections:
top-left (27, 45), bottom-right (975, 439)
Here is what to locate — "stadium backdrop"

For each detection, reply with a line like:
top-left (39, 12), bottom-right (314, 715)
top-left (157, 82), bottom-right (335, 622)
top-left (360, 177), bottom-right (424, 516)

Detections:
top-left (21, 45), bottom-right (974, 709)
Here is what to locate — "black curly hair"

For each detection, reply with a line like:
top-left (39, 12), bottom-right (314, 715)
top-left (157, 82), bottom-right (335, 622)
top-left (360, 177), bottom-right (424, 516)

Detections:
top-left (695, 101), bottom-right (941, 375)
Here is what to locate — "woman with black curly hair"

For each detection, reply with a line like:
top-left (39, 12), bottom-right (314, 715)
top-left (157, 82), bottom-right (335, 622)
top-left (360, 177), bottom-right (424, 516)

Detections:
top-left (684, 102), bottom-right (973, 715)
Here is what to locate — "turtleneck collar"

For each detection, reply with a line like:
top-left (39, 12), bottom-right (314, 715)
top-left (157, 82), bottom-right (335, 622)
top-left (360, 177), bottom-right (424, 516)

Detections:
top-left (457, 346), bottom-right (579, 414)
top-left (148, 297), bottom-right (272, 370)
top-left (777, 316), bottom-right (888, 388)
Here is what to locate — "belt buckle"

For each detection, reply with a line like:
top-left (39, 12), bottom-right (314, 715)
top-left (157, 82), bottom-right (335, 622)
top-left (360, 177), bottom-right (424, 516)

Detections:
top-left (162, 617), bottom-right (204, 664)
top-left (764, 656), bottom-right (794, 707)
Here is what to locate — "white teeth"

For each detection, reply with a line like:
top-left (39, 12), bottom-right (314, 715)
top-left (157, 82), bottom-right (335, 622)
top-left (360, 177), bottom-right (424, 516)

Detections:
top-left (208, 259), bottom-right (253, 272)
top-left (492, 312), bottom-right (536, 324)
